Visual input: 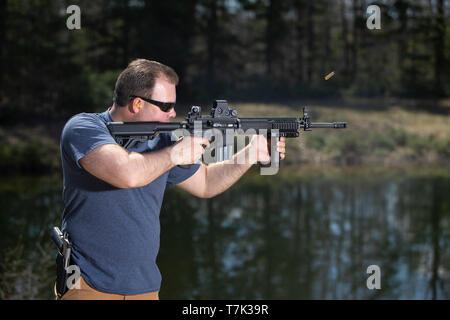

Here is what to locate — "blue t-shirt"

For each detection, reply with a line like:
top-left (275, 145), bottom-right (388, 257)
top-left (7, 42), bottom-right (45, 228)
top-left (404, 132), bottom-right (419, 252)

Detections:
top-left (60, 108), bottom-right (200, 295)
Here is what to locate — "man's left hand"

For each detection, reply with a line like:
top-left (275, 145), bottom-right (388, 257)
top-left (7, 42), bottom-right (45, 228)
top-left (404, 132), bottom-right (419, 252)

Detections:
top-left (249, 135), bottom-right (286, 163)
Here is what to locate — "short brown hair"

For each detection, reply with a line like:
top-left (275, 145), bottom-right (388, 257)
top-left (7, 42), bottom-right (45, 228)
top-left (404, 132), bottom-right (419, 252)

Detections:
top-left (113, 59), bottom-right (179, 107)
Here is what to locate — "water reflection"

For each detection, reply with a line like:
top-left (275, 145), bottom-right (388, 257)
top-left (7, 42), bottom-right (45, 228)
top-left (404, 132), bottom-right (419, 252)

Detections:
top-left (0, 175), bottom-right (63, 299)
top-left (0, 167), bottom-right (449, 299)
top-left (158, 167), bottom-right (450, 299)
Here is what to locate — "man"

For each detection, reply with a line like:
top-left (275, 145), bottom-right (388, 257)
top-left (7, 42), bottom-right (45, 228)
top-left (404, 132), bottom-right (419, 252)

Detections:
top-left (59, 59), bottom-right (286, 300)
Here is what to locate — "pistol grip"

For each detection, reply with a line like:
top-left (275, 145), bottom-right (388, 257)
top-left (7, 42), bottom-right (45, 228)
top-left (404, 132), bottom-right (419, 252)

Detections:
top-left (259, 132), bottom-right (280, 169)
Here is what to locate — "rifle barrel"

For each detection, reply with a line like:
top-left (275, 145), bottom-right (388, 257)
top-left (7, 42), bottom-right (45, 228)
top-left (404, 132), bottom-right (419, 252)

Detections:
top-left (310, 122), bottom-right (347, 128)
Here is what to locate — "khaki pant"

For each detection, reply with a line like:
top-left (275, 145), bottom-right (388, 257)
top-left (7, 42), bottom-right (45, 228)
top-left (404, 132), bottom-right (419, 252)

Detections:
top-left (59, 276), bottom-right (159, 300)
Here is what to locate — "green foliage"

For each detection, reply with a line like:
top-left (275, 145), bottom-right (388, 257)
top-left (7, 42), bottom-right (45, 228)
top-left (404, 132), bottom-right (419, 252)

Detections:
top-left (327, 133), bottom-right (367, 164)
top-left (306, 134), bottom-right (326, 150)
top-left (0, 141), bottom-right (60, 174)
top-left (88, 70), bottom-right (121, 110)
top-left (432, 135), bottom-right (450, 157)
top-left (407, 134), bottom-right (431, 154)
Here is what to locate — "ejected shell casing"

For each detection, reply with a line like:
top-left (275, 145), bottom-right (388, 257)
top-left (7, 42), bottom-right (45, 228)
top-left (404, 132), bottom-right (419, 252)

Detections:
top-left (325, 71), bottom-right (335, 80)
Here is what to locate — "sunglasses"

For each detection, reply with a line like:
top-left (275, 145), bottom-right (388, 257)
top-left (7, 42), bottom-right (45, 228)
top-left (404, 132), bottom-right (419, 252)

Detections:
top-left (130, 95), bottom-right (176, 112)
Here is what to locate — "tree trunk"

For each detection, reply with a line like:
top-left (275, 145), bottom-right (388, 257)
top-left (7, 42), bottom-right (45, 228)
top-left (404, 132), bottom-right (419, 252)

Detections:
top-left (395, 0), bottom-right (409, 87)
top-left (323, 2), bottom-right (332, 78)
top-left (434, 0), bottom-right (445, 95)
top-left (306, 2), bottom-right (314, 83)
top-left (265, 0), bottom-right (277, 76)
top-left (294, 0), bottom-right (305, 84)
top-left (206, 0), bottom-right (218, 91)
top-left (121, 0), bottom-right (130, 66)
top-left (350, 0), bottom-right (360, 82)
top-left (340, 0), bottom-right (350, 82)
top-left (0, 0), bottom-right (7, 95)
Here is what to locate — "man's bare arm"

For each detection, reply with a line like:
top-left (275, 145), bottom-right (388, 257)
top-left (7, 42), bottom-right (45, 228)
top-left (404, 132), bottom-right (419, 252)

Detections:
top-left (79, 136), bottom-right (210, 189)
top-left (79, 144), bottom-right (175, 189)
top-left (176, 150), bottom-right (252, 198)
top-left (203, 148), bottom-right (254, 198)
top-left (177, 136), bottom-right (286, 198)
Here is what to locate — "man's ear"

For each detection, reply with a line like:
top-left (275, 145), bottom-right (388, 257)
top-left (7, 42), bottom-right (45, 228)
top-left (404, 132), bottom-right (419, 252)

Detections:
top-left (130, 98), bottom-right (141, 113)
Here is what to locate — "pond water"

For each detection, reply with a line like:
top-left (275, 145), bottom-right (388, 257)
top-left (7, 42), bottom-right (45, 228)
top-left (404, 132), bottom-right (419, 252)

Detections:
top-left (0, 166), bottom-right (449, 299)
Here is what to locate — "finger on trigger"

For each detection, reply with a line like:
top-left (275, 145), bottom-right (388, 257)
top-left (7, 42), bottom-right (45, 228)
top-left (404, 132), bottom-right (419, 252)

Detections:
top-left (202, 138), bottom-right (211, 148)
top-left (197, 137), bottom-right (210, 149)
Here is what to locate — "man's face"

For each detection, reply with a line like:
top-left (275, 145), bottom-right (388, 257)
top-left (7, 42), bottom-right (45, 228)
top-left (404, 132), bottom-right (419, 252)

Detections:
top-left (137, 77), bottom-right (177, 122)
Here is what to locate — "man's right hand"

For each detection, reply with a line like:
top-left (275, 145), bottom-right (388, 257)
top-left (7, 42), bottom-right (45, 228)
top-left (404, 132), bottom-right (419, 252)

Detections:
top-left (169, 136), bottom-right (210, 166)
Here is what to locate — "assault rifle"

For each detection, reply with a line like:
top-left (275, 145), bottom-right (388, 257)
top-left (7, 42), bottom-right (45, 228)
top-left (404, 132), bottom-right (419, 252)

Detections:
top-left (106, 100), bottom-right (347, 169)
